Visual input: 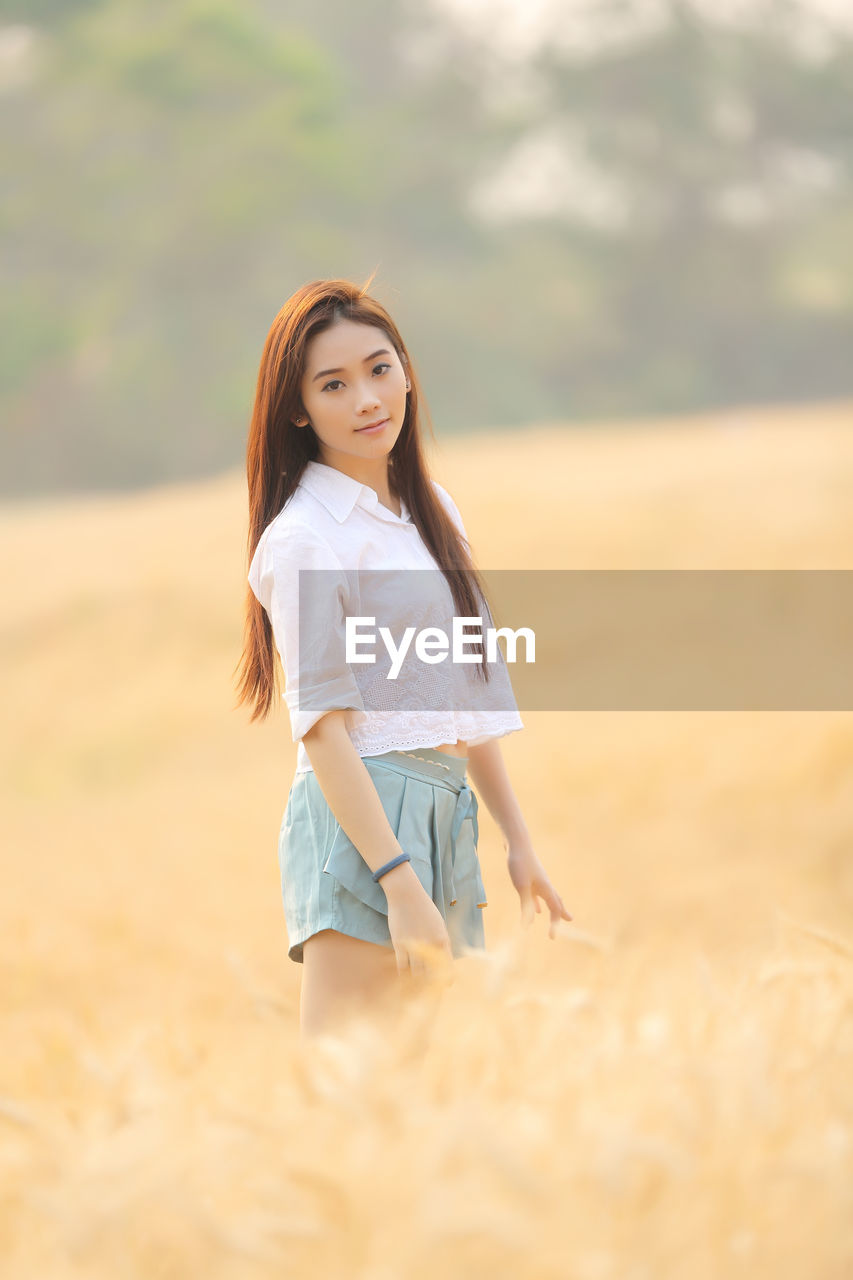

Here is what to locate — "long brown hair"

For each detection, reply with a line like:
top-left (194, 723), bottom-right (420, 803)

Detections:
top-left (234, 273), bottom-right (494, 722)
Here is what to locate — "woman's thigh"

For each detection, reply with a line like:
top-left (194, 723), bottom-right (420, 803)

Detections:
top-left (300, 928), bottom-right (402, 1037)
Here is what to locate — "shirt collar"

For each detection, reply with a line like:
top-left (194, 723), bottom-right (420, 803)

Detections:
top-left (300, 460), bottom-right (412, 525)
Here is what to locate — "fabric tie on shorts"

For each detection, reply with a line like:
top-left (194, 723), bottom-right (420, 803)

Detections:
top-left (433, 778), bottom-right (479, 911)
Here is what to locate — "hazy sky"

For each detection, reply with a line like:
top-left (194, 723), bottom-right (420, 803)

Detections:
top-left (435, 0), bottom-right (853, 60)
top-left (437, 0), bottom-right (852, 226)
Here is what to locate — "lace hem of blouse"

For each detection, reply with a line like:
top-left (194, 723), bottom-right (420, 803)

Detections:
top-left (293, 711), bottom-right (524, 772)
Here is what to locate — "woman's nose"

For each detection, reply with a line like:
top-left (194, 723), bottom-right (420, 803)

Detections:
top-left (357, 384), bottom-right (381, 410)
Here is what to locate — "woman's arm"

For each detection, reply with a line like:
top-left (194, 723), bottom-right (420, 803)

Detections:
top-left (467, 737), bottom-right (573, 936)
top-left (302, 711), bottom-right (455, 971)
top-left (466, 737), bottom-right (532, 851)
top-left (302, 710), bottom-right (420, 897)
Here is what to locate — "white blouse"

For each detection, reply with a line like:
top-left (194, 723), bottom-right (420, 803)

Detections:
top-left (248, 459), bottom-right (524, 773)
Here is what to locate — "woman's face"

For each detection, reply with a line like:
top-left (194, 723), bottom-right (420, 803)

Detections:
top-left (297, 319), bottom-right (409, 470)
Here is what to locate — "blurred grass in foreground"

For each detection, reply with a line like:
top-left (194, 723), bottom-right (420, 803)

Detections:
top-left (1, 401), bottom-right (851, 1278)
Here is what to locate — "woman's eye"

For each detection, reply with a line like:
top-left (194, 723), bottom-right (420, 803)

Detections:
top-left (321, 363), bottom-right (392, 393)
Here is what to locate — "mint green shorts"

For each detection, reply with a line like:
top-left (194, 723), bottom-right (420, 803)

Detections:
top-left (277, 748), bottom-right (487, 964)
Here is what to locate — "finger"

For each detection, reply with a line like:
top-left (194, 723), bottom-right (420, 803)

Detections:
top-left (550, 889), bottom-right (571, 918)
top-left (414, 939), bottom-right (437, 977)
top-left (520, 890), bottom-right (536, 927)
top-left (547, 892), bottom-right (568, 937)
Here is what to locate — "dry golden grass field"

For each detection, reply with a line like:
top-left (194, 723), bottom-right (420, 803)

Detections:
top-left (2, 403), bottom-right (852, 1279)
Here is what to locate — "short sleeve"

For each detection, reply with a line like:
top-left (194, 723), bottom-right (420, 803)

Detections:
top-left (249, 522), bottom-right (366, 742)
top-left (432, 480), bottom-right (470, 548)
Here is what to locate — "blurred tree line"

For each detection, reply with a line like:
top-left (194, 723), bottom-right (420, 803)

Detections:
top-left (2, 0), bottom-right (852, 497)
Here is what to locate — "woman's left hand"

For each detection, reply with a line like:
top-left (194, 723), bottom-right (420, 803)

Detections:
top-left (506, 840), bottom-right (573, 938)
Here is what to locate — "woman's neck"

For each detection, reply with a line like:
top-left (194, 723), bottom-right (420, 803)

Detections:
top-left (315, 452), bottom-right (398, 513)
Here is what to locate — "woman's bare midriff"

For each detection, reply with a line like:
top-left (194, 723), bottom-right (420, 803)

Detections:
top-left (432, 740), bottom-right (468, 758)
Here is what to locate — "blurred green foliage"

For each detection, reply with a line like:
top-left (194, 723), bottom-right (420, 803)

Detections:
top-left (2, 0), bottom-right (852, 496)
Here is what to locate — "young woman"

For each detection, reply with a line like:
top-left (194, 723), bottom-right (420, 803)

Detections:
top-left (236, 276), bottom-right (571, 1037)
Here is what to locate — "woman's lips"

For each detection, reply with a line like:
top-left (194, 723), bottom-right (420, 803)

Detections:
top-left (355, 418), bottom-right (389, 434)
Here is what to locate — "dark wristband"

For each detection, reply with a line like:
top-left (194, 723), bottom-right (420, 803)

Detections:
top-left (372, 852), bottom-right (412, 883)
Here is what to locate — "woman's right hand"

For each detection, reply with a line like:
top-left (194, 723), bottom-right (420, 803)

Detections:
top-left (382, 864), bottom-right (454, 979)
